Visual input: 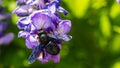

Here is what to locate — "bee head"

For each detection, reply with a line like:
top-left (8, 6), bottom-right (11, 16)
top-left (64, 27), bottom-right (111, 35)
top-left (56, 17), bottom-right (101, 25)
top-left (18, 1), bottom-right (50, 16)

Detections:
top-left (37, 29), bottom-right (49, 44)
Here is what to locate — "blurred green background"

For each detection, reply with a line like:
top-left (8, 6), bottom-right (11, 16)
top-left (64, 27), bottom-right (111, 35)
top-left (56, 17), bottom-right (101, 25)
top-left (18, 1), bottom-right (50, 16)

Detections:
top-left (1, 0), bottom-right (120, 68)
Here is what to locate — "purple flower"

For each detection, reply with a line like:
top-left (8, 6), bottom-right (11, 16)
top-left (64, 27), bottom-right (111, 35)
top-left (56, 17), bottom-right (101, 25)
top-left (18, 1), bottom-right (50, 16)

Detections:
top-left (17, 0), bottom-right (26, 5)
top-left (26, 0), bottom-right (45, 9)
top-left (0, 3), bottom-right (14, 45)
top-left (14, 0), bottom-right (66, 17)
top-left (31, 12), bottom-right (56, 30)
top-left (0, 13), bottom-right (11, 21)
top-left (14, 0), bottom-right (46, 16)
top-left (0, 32), bottom-right (14, 45)
top-left (18, 11), bottom-right (71, 63)
top-left (0, 22), bottom-right (14, 45)
top-left (13, 5), bottom-right (34, 17)
top-left (46, 0), bottom-right (68, 15)
top-left (14, 0), bottom-right (71, 64)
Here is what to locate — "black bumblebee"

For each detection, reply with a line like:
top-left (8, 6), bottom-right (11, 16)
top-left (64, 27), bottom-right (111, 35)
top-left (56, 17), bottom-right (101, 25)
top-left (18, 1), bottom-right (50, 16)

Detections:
top-left (37, 29), bottom-right (60, 55)
top-left (28, 29), bottom-right (60, 64)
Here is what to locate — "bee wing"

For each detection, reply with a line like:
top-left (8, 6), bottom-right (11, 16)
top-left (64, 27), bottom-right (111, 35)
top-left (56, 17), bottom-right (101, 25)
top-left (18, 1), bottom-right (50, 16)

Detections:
top-left (49, 34), bottom-right (72, 42)
top-left (28, 44), bottom-right (42, 64)
top-left (59, 35), bottom-right (72, 42)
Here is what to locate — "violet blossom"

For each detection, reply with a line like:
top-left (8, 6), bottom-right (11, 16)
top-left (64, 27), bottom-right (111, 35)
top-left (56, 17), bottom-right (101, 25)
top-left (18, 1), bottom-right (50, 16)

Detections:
top-left (0, 23), bottom-right (14, 45)
top-left (14, 0), bottom-right (72, 64)
top-left (0, 1), bottom-right (14, 45)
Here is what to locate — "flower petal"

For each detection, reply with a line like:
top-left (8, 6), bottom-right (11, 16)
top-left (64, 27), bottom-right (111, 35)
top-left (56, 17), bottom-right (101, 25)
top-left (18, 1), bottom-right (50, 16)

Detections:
top-left (0, 33), bottom-right (14, 45)
top-left (26, 35), bottom-right (38, 49)
top-left (17, 0), bottom-right (26, 5)
top-left (18, 31), bottom-right (29, 38)
top-left (44, 0), bottom-right (50, 3)
top-left (28, 23), bottom-right (38, 34)
top-left (51, 54), bottom-right (60, 62)
top-left (31, 12), bottom-right (55, 31)
top-left (57, 44), bottom-right (62, 49)
top-left (0, 13), bottom-right (11, 21)
top-left (17, 17), bottom-right (31, 29)
top-left (38, 50), bottom-right (51, 64)
top-left (13, 5), bottom-right (33, 17)
top-left (58, 7), bottom-right (68, 15)
top-left (0, 22), bottom-right (9, 33)
top-left (57, 20), bottom-right (71, 34)
top-left (47, 2), bottom-right (57, 14)
top-left (26, 0), bottom-right (45, 9)
top-left (58, 35), bottom-right (72, 42)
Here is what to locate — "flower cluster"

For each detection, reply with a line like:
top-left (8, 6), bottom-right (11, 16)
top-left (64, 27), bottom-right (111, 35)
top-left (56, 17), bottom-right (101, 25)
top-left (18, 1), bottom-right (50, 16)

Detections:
top-left (14, 0), bottom-right (72, 64)
top-left (0, 1), bottom-right (14, 45)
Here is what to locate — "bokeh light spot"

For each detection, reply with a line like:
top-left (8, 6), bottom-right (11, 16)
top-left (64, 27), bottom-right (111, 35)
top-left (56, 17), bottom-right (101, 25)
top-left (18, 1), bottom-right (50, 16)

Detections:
top-left (92, 0), bottom-right (107, 9)
top-left (64, 0), bottom-right (90, 18)
top-left (112, 61), bottom-right (120, 68)
top-left (110, 2), bottom-right (120, 19)
top-left (100, 12), bottom-right (111, 37)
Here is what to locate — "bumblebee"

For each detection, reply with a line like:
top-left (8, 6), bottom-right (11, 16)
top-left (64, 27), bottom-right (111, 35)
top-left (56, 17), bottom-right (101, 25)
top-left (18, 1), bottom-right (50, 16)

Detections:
top-left (37, 29), bottom-right (60, 55)
top-left (28, 29), bottom-right (60, 64)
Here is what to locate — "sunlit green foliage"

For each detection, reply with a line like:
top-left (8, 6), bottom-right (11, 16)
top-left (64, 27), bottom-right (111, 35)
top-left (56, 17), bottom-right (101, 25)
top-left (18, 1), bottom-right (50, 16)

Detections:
top-left (1, 0), bottom-right (120, 68)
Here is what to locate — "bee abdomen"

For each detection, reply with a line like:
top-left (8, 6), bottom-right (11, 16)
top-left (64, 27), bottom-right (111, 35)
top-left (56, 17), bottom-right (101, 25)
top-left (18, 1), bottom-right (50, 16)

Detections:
top-left (45, 41), bottom-right (60, 55)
